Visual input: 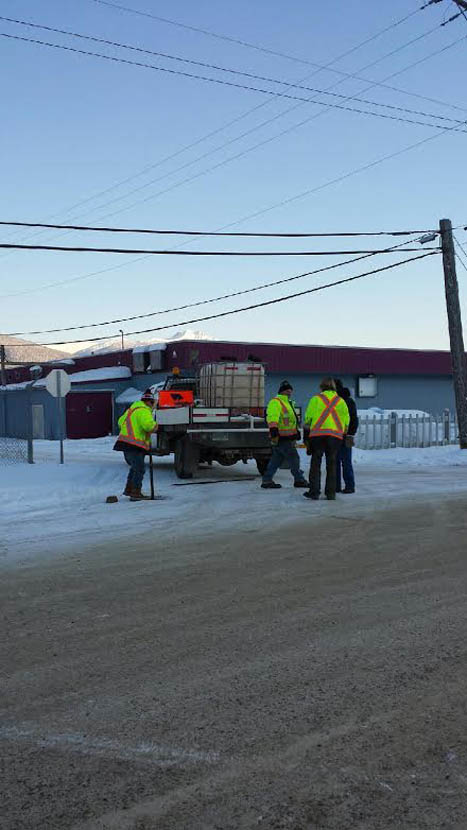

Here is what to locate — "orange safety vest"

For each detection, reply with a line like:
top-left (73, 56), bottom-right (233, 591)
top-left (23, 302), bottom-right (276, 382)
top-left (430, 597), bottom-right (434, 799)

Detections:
top-left (309, 393), bottom-right (345, 439)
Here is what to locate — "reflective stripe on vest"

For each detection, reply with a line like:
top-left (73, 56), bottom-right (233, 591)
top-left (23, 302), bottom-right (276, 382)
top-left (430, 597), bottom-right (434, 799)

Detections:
top-left (310, 393), bottom-right (344, 438)
top-left (271, 397), bottom-right (297, 437)
top-left (120, 405), bottom-right (150, 450)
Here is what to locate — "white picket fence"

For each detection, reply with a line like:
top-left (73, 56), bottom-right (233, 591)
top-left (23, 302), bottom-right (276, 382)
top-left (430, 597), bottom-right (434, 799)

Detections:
top-left (355, 411), bottom-right (459, 450)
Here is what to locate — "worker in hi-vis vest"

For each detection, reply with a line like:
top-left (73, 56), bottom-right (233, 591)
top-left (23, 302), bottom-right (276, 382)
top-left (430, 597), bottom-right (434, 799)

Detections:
top-left (303, 377), bottom-right (350, 501)
top-left (113, 389), bottom-right (157, 501)
top-left (261, 380), bottom-right (308, 490)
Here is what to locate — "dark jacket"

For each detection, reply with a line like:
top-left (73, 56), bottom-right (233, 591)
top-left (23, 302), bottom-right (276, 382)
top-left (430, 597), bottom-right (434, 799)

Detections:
top-left (343, 394), bottom-right (359, 436)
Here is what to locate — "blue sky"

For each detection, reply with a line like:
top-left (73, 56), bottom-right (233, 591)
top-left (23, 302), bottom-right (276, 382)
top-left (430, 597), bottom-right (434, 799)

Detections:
top-left (1, 0), bottom-right (467, 351)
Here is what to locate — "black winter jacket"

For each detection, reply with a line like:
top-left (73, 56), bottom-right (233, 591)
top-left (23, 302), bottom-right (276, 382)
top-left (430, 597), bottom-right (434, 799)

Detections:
top-left (344, 395), bottom-right (359, 436)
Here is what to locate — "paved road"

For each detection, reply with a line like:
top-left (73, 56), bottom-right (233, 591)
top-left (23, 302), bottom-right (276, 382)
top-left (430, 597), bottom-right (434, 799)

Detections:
top-left (2, 495), bottom-right (467, 829)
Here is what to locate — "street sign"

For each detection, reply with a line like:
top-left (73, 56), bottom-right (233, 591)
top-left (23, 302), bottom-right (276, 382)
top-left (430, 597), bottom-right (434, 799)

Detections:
top-left (45, 369), bottom-right (70, 464)
top-left (45, 369), bottom-right (71, 398)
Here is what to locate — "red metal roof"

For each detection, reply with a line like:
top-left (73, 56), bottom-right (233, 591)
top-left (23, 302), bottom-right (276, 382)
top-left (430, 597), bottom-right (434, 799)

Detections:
top-left (165, 340), bottom-right (455, 376)
top-left (4, 340), bottom-right (457, 384)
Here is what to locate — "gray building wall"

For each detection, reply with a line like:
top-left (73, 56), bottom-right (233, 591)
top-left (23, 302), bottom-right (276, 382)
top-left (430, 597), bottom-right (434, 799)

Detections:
top-left (2, 371), bottom-right (456, 442)
top-left (263, 373), bottom-right (455, 415)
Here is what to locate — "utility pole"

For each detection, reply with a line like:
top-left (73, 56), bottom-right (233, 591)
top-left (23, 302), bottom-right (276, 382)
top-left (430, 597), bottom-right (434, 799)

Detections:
top-left (0, 345), bottom-right (6, 387)
top-left (440, 218), bottom-right (467, 448)
top-left (119, 329), bottom-right (124, 350)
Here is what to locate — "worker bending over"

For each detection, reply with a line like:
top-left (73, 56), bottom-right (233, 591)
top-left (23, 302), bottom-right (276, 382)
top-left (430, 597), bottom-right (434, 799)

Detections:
top-left (303, 377), bottom-right (349, 501)
top-left (262, 380), bottom-right (308, 490)
top-left (113, 389), bottom-right (157, 501)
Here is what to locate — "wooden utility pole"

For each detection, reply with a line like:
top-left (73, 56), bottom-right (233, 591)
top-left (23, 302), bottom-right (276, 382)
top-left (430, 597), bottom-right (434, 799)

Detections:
top-left (440, 218), bottom-right (467, 448)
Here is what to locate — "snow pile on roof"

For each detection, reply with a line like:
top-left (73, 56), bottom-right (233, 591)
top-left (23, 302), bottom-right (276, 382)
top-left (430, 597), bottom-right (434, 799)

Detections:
top-left (115, 386), bottom-right (142, 404)
top-left (71, 329), bottom-right (215, 357)
top-left (133, 342), bottom-right (167, 354)
top-left (34, 366), bottom-right (132, 386)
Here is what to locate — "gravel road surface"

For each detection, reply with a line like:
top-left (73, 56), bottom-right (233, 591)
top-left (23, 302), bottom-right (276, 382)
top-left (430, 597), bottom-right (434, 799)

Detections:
top-left (2, 493), bottom-right (467, 829)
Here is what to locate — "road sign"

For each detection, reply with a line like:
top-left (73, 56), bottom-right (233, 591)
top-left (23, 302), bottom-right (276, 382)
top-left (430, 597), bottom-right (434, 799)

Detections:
top-left (45, 369), bottom-right (71, 398)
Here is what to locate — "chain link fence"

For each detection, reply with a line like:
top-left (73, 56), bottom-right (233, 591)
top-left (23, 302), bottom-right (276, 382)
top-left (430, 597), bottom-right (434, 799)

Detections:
top-left (0, 388), bottom-right (34, 464)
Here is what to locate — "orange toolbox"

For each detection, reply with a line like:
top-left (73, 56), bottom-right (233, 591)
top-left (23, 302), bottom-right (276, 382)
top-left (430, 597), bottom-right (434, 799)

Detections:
top-left (158, 390), bottom-right (194, 408)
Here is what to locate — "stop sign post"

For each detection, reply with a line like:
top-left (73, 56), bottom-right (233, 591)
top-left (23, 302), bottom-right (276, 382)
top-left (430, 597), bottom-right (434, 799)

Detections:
top-left (45, 369), bottom-right (71, 464)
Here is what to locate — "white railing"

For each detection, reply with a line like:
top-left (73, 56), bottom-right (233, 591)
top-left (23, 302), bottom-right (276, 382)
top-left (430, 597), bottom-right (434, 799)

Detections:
top-left (355, 411), bottom-right (459, 450)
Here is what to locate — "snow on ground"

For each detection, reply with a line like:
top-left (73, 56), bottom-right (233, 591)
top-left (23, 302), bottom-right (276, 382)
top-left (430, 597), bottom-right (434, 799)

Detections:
top-left (1, 438), bottom-right (467, 566)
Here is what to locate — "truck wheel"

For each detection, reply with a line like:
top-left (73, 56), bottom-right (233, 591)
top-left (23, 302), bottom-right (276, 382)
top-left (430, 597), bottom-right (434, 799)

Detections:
top-left (256, 457), bottom-right (270, 476)
top-left (174, 437), bottom-right (200, 479)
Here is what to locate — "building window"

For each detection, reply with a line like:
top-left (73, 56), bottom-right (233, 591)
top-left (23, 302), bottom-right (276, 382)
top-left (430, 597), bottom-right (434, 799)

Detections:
top-left (358, 375), bottom-right (378, 397)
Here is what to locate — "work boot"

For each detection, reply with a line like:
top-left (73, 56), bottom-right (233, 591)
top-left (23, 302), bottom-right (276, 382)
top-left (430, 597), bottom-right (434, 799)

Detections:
top-left (326, 494), bottom-right (336, 500)
top-left (261, 481), bottom-right (282, 489)
top-left (303, 491), bottom-right (319, 500)
top-left (123, 480), bottom-right (133, 497)
top-left (130, 488), bottom-right (151, 501)
top-left (294, 480), bottom-right (308, 488)
top-left (342, 488), bottom-right (355, 494)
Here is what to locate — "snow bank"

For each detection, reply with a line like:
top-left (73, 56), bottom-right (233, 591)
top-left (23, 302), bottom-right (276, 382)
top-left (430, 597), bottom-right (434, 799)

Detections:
top-left (1, 440), bottom-right (467, 567)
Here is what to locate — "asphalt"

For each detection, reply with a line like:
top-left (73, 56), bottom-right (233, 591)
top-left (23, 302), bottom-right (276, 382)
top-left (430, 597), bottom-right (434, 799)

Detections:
top-left (2, 494), bottom-right (467, 829)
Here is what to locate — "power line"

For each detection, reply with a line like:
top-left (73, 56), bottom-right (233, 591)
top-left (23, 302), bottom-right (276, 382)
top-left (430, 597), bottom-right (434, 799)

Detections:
top-left (0, 220), bottom-right (437, 238)
top-left (453, 233), bottom-right (467, 271)
top-left (5, 7), bottom-right (452, 251)
top-left (3, 32), bottom-right (464, 136)
top-left (1, 10), bottom-right (459, 295)
top-left (2, 16), bottom-right (463, 128)
top-left (0, 242), bottom-right (438, 256)
top-left (2, 8), bottom-right (462, 265)
top-left (52, 33), bottom-right (467, 232)
top-left (89, 0), bottom-right (433, 66)
top-left (23, 251), bottom-right (438, 346)
top-left (7, 237), bottom-right (429, 336)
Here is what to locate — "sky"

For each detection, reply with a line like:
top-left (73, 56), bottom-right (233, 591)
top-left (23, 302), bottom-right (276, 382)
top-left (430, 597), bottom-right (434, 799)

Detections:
top-left (1, 0), bottom-right (467, 353)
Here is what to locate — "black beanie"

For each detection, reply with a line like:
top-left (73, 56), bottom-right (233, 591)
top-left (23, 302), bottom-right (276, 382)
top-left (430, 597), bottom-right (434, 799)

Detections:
top-left (278, 380), bottom-right (293, 394)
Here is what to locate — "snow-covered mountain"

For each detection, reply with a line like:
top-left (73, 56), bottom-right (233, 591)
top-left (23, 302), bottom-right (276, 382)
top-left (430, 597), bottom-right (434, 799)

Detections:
top-left (71, 329), bottom-right (215, 357)
top-left (0, 334), bottom-right (69, 365)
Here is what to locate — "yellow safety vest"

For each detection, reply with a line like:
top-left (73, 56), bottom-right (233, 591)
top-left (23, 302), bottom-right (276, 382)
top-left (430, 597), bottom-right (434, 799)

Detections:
top-left (266, 394), bottom-right (299, 438)
top-left (117, 400), bottom-right (157, 451)
top-left (304, 391), bottom-right (349, 439)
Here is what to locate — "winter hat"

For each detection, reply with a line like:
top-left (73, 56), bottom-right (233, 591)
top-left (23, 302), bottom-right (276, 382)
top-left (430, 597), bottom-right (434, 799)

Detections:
top-left (141, 388), bottom-right (155, 404)
top-left (278, 380), bottom-right (293, 394)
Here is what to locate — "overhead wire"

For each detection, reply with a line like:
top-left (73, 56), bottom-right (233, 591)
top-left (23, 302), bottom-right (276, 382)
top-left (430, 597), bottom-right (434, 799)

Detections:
top-left (453, 233), bottom-right (467, 271)
top-left (0, 2), bottom-right (458, 298)
top-left (0, 220), bottom-right (437, 237)
top-left (62, 33), bottom-right (467, 226)
top-left (1, 0), bottom-right (458, 241)
top-left (23, 251), bottom-right (438, 346)
top-left (6, 236), bottom-right (434, 336)
top-left (3, 6), bottom-right (450, 247)
top-left (89, 0), bottom-right (436, 65)
top-left (2, 32), bottom-right (464, 135)
top-left (1, 16), bottom-right (464, 128)
top-left (0, 242), bottom-right (438, 256)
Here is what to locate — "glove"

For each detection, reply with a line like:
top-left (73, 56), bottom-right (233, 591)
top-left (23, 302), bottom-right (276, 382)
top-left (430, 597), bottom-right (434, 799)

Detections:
top-left (345, 435), bottom-right (354, 448)
top-left (269, 426), bottom-right (279, 446)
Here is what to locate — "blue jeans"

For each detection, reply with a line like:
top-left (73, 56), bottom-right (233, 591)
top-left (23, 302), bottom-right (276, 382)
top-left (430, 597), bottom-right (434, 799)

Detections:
top-left (123, 447), bottom-right (146, 489)
top-left (336, 442), bottom-right (355, 491)
top-left (262, 439), bottom-right (305, 483)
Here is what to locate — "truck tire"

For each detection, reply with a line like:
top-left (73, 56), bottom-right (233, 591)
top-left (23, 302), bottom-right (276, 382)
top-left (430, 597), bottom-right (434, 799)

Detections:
top-left (174, 437), bottom-right (200, 479)
top-left (255, 457), bottom-right (270, 476)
